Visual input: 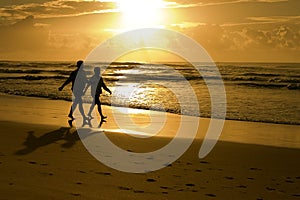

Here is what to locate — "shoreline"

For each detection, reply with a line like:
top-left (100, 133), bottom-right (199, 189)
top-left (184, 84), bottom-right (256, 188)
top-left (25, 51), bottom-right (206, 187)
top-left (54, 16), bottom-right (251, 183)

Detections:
top-left (1, 92), bottom-right (300, 126)
top-left (0, 93), bottom-right (299, 149)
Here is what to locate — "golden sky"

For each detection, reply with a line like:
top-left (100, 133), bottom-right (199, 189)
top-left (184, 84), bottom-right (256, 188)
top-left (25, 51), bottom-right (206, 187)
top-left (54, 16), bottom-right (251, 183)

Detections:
top-left (0, 0), bottom-right (299, 62)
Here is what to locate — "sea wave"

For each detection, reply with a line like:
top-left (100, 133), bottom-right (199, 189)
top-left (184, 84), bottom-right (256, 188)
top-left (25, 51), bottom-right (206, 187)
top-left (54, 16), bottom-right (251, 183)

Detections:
top-left (0, 61), bottom-right (299, 125)
top-left (0, 75), bottom-right (67, 80)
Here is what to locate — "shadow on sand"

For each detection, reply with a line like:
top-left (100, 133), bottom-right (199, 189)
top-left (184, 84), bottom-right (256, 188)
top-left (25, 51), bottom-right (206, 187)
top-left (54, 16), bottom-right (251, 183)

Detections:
top-left (15, 127), bottom-right (97, 155)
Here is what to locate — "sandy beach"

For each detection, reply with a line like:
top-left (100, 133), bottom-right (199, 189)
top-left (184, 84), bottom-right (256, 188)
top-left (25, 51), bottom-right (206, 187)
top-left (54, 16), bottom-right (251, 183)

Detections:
top-left (0, 93), bottom-right (299, 199)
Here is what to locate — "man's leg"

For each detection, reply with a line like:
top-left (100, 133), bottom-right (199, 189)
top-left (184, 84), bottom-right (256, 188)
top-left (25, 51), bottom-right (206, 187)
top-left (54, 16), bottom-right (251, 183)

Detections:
top-left (76, 96), bottom-right (86, 119)
top-left (87, 98), bottom-right (96, 118)
top-left (68, 102), bottom-right (78, 127)
top-left (95, 94), bottom-right (106, 119)
top-left (68, 102), bottom-right (78, 119)
top-left (96, 101), bottom-right (106, 119)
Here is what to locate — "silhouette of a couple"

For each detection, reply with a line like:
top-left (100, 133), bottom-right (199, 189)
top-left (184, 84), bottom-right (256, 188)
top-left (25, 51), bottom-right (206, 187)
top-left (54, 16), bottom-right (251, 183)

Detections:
top-left (58, 60), bottom-right (111, 127)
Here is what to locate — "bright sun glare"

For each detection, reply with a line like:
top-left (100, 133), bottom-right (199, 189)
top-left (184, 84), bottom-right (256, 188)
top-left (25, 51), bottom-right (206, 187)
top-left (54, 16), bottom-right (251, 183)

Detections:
top-left (116, 0), bottom-right (165, 30)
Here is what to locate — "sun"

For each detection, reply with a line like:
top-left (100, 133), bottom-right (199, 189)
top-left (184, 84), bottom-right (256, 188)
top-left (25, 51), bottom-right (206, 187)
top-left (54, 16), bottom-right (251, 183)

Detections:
top-left (116, 0), bottom-right (165, 30)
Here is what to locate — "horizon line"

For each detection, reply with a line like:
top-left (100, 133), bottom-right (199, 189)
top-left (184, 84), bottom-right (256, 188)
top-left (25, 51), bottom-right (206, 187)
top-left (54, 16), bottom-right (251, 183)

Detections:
top-left (0, 60), bottom-right (300, 64)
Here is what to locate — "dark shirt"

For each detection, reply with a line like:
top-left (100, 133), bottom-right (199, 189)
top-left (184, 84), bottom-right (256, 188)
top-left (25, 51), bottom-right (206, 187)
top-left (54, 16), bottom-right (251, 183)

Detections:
top-left (62, 69), bottom-right (87, 96)
top-left (87, 75), bottom-right (111, 97)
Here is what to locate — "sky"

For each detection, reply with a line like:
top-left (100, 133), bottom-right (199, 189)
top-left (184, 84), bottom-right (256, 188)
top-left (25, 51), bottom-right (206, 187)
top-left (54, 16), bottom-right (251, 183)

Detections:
top-left (0, 0), bottom-right (299, 62)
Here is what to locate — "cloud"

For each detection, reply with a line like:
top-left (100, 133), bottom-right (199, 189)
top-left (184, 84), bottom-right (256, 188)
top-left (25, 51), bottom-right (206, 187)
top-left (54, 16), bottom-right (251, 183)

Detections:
top-left (0, 0), bottom-right (51, 7)
top-left (0, 0), bottom-right (117, 24)
top-left (247, 16), bottom-right (300, 23)
top-left (0, 15), bottom-right (48, 53)
top-left (1, 0), bottom-right (299, 62)
top-left (0, 14), bottom-right (114, 61)
top-left (255, 0), bottom-right (287, 2)
top-left (162, 0), bottom-right (300, 28)
top-left (221, 15), bottom-right (300, 27)
top-left (169, 20), bottom-right (300, 61)
top-left (170, 21), bottom-right (205, 28)
top-left (245, 25), bottom-right (300, 49)
top-left (164, 0), bottom-right (288, 9)
top-left (164, 1), bottom-right (202, 9)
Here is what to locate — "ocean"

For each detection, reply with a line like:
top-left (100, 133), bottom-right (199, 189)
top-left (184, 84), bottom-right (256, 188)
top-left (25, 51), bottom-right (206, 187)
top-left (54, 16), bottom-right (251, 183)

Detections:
top-left (0, 61), bottom-right (299, 125)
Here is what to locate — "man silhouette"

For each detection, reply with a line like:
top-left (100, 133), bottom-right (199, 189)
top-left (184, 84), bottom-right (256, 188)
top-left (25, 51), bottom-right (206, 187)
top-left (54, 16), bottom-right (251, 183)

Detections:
top-left (85, 67), bottom-right (111, 122)
top-left (58, 60), bottom-right (88, 127)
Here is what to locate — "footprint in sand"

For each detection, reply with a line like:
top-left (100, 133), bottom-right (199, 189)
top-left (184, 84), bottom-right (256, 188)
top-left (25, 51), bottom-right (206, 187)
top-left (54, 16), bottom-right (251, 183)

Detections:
top-left (70, 193), bottom-right (81, 197)
top-left (118, 186), bottom-right (131, 191)
top-left (185, 183), bottom-right (195, 187)
top-left (195, 169), bottom-right (202, 172)
top-left (285, 177), bottom-right (295, 183)
top-left (28, 161), bottom-right (37, 164)
top-left (76, 182), bottom-right (82, 185)
top-left (146, 178), bottom-right (156, 182)
top-left (40, 172), bottom-right (53, 176)
top-left (237, 185), bottom-right (247, 188)
top-left (162, 191), bottom-right (168, 194)
top-left (173, 175), bottom-right (181, 178)
top-left (249, 167), bottom-right (262, 171)
top-left (95, 172), bottom-right (111, 176)
top-left (225, 176), bottom-right (234, 180)
top-left (266, 186), bottom-right (275, 191)
top-left (205, 193), bottom-right (216, 197)
top-left (160, 186), bottom-right (169, 190)
top-left (40, 163), bottom-right (48, 166)
top-left (77, 170), bottom-right (87, 174)
top-left (200, 161), bottom-right (209, 164)
top-left (285, 180), bottom-right (294, 183)
top-left (133, 190), bottom-right (144, 193)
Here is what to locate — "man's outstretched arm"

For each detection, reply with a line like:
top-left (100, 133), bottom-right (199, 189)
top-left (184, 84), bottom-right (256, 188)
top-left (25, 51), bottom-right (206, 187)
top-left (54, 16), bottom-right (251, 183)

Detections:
top-left (58, 72), bottom-right (74, 91)
top-left (100, 78), bottom-right (112, 94)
